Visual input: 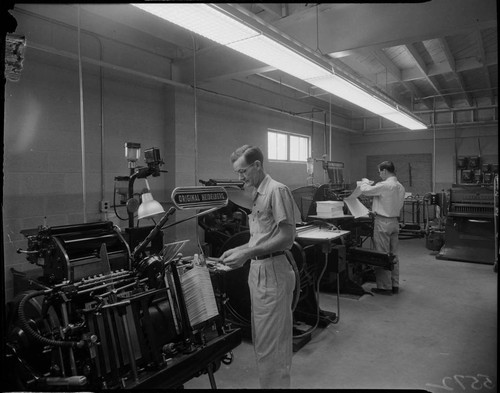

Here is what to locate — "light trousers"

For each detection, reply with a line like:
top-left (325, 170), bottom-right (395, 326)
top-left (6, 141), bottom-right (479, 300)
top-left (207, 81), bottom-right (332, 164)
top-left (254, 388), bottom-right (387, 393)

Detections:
top-left (248, 255), bottom-right (295, 389)
top-left (372, 216), bottom-right (400, 290)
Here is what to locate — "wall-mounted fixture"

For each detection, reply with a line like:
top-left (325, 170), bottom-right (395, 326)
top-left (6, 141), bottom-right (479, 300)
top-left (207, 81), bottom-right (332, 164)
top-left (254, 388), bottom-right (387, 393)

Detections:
top-left (138, 179), bottom-right (165, 220)
top-left (114, 143), bottom-right (167, 227)
top-left (456, 155), bottom-right (498, 185)
top-left (132, 3), bottom-right (427, 131)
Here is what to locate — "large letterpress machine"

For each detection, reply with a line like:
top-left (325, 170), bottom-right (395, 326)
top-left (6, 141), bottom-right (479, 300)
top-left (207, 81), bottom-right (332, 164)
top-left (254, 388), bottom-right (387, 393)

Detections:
top-left (437, 183), bottom-right (496, 265)
top-left (5, 146), bottom-right (242, 390)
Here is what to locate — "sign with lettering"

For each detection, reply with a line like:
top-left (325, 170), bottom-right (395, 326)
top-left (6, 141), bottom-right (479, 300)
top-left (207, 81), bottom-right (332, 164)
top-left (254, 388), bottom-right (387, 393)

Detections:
top-left (171, 186), bottom-right (228, 210)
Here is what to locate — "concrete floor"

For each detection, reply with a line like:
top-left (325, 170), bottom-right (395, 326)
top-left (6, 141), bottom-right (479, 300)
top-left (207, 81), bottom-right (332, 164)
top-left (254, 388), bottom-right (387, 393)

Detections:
top-left (184, 237), bottom-right (498, 390)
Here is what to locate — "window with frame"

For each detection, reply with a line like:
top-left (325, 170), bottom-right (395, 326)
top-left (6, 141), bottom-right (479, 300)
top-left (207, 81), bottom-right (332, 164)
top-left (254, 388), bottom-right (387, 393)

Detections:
top-left (268, 130), bottom-right (310, 162)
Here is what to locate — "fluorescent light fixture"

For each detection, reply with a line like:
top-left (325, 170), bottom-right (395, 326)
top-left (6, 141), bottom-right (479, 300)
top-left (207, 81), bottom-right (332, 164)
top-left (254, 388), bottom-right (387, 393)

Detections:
top-left (133, 3), bottom-right (257, 45)
top-left (228, 35), bottom-right (329, 81)
top-left (132, 3), bottom-right (427, 130)
top-left (308, 75), bottom-right (427, 130)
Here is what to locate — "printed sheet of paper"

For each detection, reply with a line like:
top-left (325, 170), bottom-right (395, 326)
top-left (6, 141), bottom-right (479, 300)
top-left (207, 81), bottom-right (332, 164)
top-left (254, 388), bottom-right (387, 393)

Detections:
top-left (344, 196), bottom-right (370, 218)
top-left (343, 179), bottom-right (372, 218)
top-left (349, 179), bottom-right (373, 199)
top-left (349, 182), bottom-right (363, 198)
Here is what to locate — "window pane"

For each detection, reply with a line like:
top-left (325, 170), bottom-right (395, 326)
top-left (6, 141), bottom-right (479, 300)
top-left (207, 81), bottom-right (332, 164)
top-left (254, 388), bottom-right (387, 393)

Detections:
top-left (299, 137), bottom-right (308, 161)
top-left (268, 130), bottom-right (307, 161)
top-left (290, 135), bottom-right (308, 161)
top-left (268, 132), bottom-right (278, 160)
top-left (290, 135), bottom-right (299, 160)
top-left (276, 133), bottom-right (287, 160)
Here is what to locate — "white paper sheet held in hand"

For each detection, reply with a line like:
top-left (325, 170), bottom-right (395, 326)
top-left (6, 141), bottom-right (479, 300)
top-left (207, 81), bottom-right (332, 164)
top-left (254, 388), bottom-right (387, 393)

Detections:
top-left (343, 179), bottom-right (372, 218)
top-left (344, 197), bottom-right (370, 218)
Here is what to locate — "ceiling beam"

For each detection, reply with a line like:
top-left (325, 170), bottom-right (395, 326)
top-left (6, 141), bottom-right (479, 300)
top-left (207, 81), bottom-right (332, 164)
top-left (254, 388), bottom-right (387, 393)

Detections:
top-left (405, 43), bottom-right (452, 108)
top-left (438, 38), bottom-right (456, 73)
top-left (368, 48), bottom-right (431, 110)
top-left (474, 30), bottom-right (495, 105)
top-left (475, 30), bottom-right (487, 64)
top-left (272, 0), bottom-right (497, 56)
top-left (372, 52), bottom-right (497, 85)
top-left (438, 38), bottom-right (473, 107)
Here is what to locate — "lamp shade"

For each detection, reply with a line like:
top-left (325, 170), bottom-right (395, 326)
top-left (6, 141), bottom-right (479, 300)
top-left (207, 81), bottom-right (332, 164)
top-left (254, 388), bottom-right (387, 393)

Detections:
top-left (138, 192), bottom-right (165, 220)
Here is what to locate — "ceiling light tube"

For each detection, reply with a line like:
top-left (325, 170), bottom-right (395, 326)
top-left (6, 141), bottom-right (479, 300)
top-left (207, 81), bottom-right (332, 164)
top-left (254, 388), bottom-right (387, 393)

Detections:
top-left (132, 3), bottom-right (258, 45)
top-left (228, 35), bottom-right (331, 81)
top-left (308, 74), bottom-right (427, 129)
top-left (131, 3), bottom-right (427, 130)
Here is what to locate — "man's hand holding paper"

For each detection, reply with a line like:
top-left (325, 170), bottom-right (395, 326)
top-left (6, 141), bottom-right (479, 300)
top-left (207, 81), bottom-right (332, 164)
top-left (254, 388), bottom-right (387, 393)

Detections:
top-left (343, 177), bottom-right (373, 218)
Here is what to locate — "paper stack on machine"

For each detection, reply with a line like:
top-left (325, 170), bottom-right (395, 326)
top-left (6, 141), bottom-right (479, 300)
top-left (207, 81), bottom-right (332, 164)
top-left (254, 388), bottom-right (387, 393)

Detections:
top-left (181, 264), bottom-right (220, 327)
top-left (316, 201), bottom-right (345, 217)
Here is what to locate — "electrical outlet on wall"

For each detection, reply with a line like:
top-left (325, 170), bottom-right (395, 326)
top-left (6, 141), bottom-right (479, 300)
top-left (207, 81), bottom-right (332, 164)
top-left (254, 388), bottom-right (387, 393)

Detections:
top-left (100, 200), bottom-right (110, 212)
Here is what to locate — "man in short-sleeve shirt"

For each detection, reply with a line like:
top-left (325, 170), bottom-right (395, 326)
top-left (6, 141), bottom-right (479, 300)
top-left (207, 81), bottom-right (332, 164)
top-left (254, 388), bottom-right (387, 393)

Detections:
top-left (220, 145), bottom-right (296, 388)
top-left (359, 160), bottom-right (405, 295)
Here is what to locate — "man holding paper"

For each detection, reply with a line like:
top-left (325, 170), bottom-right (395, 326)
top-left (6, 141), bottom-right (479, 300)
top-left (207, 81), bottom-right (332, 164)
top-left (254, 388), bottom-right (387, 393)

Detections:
top-left (357, 161), bottom-right (405, 295)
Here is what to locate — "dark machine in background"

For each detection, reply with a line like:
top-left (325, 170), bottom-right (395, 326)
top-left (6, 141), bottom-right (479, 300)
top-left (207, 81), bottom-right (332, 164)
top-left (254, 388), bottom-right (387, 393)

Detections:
top-left (437, 184), bottom-right (496, 265)
top-left (422, 190), bottom-right (447, 251)
top-left (435, 149), bottom-right (498, 265)
top-left (5, 148), bottom-right (241, 390)
top-left (456, 155), bottom-right (498, 186)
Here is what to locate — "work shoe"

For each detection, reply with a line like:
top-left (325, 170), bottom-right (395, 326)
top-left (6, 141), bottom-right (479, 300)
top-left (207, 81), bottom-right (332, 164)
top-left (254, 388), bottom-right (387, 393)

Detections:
top-left (392, 287), bottom-right (399, 294)
top-left (371, 288), bottom-right (392, 296)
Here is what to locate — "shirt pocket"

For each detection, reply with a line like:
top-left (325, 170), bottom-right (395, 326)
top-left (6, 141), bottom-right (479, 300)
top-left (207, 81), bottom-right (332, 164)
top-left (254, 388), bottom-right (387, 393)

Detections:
top-left (254, 207), bottom-right (274, 234)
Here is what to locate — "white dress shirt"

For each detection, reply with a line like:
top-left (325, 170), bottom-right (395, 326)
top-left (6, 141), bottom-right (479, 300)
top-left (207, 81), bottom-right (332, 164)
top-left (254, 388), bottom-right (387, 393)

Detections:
top-left (359, 176), bottom-right (405, 218)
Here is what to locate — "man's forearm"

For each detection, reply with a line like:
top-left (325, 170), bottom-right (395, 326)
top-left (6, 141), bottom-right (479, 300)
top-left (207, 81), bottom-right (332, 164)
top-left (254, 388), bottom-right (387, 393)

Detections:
top-left (233, 243), bottom-right (249, 252)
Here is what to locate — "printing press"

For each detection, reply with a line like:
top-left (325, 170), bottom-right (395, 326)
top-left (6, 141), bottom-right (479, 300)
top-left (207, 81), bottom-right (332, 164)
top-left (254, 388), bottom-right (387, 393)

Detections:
top-left (437, 184), bottom-right (496, 265)
top-left (5, 188), bottom-right (242, 390)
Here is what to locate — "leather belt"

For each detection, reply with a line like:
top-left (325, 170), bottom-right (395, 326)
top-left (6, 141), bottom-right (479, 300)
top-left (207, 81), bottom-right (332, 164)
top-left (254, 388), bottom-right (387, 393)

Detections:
top-left (374, 213), bottom-right (398, 219)
top-left (253, 251), bottom-right (286, 260)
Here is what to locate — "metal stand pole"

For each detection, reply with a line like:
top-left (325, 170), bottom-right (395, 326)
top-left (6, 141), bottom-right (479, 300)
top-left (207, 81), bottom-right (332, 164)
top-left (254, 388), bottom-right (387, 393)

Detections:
top-left (207, 362), bottom-right (217, 389)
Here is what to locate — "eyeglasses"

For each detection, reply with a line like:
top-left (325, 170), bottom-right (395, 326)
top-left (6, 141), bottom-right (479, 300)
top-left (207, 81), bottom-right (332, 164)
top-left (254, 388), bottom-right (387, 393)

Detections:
top-left (235, 161), bottom-right (255, 175)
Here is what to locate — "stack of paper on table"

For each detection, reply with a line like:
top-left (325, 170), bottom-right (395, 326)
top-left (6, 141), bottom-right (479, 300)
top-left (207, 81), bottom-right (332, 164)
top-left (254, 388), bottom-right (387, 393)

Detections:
top-left (315, 201), bottom-right (344, 217)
